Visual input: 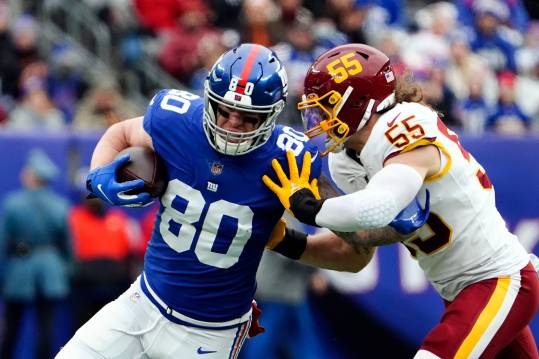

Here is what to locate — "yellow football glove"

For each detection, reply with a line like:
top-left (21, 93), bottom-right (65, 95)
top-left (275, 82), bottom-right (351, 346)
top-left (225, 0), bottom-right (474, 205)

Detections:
top-left (262, 150), bottom-right (320, 211)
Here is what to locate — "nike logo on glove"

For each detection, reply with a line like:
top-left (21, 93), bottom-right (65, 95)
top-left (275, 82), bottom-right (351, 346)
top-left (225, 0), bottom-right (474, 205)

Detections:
top-left (197, 347), bottom-right (217, 355)
top-left (96, 184), bottom-right (113, 203)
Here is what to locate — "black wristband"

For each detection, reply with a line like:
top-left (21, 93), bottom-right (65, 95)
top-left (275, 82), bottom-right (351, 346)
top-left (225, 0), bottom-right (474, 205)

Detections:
top-left (289, 188), bottom-right (325, 227)
top-left (272, 227), bottom-right (308, 260)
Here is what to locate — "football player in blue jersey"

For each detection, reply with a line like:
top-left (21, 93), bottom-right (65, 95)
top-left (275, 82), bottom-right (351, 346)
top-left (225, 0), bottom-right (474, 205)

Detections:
top-left (56, 43), bottom-right (424, 359)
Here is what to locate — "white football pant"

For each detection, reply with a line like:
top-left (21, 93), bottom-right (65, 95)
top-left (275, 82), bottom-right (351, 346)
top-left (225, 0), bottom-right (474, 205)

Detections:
top-left (56, 278), bottom-right (251, 359)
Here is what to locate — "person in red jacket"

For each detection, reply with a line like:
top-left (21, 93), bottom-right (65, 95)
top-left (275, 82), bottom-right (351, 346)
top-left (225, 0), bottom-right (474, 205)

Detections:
top-left (69, 195), bottom-right (142, 329)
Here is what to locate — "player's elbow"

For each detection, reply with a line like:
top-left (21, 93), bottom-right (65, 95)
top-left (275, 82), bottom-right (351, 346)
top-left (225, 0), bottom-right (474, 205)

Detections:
top-left (350, 248), bottom-right (375, 273)
top-left (337, 242), bottom-right (375, 273)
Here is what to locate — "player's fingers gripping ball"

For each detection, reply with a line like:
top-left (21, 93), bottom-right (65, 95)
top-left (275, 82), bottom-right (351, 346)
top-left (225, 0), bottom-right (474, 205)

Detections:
top-left (262, 150), bottom-right (320, 211)
top-left (86, 154), bottom-right (151, 207)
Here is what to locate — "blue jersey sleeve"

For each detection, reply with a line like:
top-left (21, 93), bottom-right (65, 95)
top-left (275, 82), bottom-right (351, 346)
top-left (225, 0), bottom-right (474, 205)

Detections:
top-left (142, 88), bottom-right (204, 162)
top-left (305, 140), bottom-right (322, 181)
top-left (142, 89), bottom-right (168, 138)
top-left (267, 125), bottom-right (322, 184)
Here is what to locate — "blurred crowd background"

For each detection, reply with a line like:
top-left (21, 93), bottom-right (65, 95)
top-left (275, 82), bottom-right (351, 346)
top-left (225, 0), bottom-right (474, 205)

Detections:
top-left (0, 0), bottom-right (538, 358)
top-left (0, 0), bottom-right (538, 134)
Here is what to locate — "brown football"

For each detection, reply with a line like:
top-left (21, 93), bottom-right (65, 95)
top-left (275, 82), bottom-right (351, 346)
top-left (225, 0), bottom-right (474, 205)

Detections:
top-left (116, 147), bottom-right (167, 197)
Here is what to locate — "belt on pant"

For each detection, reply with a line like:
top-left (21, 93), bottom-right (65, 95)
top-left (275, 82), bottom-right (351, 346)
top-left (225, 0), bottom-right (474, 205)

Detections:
top-left (140, 272), bottom-right (251, 330)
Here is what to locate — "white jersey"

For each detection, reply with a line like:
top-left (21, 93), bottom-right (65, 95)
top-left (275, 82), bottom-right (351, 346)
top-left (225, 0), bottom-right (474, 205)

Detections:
top-left (329, 102), bottom-right (530, 301)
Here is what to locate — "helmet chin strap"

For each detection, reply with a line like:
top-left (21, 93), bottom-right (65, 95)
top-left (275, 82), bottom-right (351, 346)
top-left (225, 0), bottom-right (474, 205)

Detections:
top-left (356, 92), bottom-right (396, 133)
top-left (356, 99), bottom-right (375, 132)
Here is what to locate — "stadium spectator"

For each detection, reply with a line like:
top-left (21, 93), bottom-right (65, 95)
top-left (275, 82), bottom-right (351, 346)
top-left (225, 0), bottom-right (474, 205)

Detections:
top-left (306, 0), bottom-right (368, 44)
top-left (273, 13), bottom-right (328, 126)
top-left (374, 29), bottom-right (408, 76)
top-left (420, 63), bottom-right (459, 129)
top-left (10, 14), bottom-right (41, 81)
top-left (277, 0), bottom-right (305, 26)
top-left (264, 43), bottom-right (539, 358)
top-left (69, 186), bottom-right (142, 330)
top-left (515, 25), bottom-right (539, 130)
top-left (445, 32), bottom-right (499, 105)
top-left (188, 31), bottom-right (228, 96)
top-left (132, 0), bottom-right (193, 33)
top-left (486, 71), bottom-right (531, 134)
top-left (0, 4), bottom-right (20, 100)
top-left (401, 2), bottom-right (457, 75)
top-left (516, 21), bottom-right (539, 74)
top-left (334, 1), bottom-right (367, 44)
top-left (456, 0), bottom-right (530, 32)
top-left (455, 79), bottom-right (492, 134)
top-left (0, 149), bottom-right (71, 359)
top-left (46, 44), bottom-right (87, 124)
top-left (239, 0), bottom-right (284, 46)
top-left (469, 0), bottom-right (518, 73)
top-left (157, 0), bottom-right (218, 82)
top-left (7, 73), bottom-right (65, 130)
top-left (311, 17), bottom-right (350, 49)
top-left (356, 0), bottom-right (406, 27)
top-left (207, 0), bottom-right (243, 29)
top-left (72, 78), bottom-right (139, 132)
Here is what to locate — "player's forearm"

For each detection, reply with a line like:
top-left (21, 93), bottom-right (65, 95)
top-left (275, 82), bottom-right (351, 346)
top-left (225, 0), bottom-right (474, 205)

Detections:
top-left (90, 117), bottom-right (150, 169)
top-left (315, 164), bottom-right (423, 231)
top-left (91, 124), bottom-right (130, 169)
top-left (300, 230), bottom-right (375, 272)
top-left (335, 226), bottom-right (408, 247)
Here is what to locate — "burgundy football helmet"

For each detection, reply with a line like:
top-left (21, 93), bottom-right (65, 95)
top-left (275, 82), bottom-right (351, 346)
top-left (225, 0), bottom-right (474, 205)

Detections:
top-left (298, 43), bottom-right (397, 155)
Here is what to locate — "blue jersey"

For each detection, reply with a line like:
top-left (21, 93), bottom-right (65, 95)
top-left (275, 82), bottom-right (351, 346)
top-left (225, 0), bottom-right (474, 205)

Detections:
top-left (141, 89), bottom-right (321, 327)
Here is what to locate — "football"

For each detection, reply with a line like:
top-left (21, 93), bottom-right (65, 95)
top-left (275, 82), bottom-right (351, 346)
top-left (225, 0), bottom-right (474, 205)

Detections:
top-left (116, 146), bottom-right (167, 197)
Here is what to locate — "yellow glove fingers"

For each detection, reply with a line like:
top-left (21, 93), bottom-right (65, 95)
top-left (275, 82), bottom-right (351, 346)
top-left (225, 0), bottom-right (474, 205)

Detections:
top-left (300, 151), bottom-right (312, 182)
top-left (286, 150), bottom-right (299, 182)
top-left (262, 174), bottom-right (281, 194)
top-left (310, 178), bottom-right (321, 200)
top-left (271, 158), bottom-right (290, 187)
top-left (262, 174), bottom-right (291, 209)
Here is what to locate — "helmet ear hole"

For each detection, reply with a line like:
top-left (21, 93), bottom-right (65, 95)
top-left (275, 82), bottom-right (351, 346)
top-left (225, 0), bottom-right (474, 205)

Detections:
top-left (351, 96), bottom-right (367, 108)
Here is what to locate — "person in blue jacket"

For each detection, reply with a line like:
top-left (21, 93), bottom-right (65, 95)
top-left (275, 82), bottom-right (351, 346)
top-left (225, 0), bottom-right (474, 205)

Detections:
top-left (0, 148), bottom-right (71, 359)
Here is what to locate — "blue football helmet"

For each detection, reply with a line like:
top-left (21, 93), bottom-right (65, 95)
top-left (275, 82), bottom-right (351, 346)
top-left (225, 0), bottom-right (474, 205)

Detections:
top-left (204, 43), bottom-right (288, 155)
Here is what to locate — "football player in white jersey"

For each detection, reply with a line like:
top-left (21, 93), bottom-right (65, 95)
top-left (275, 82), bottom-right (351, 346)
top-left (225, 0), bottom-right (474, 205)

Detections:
top-left (263, 44), bottom-right (539, 359)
